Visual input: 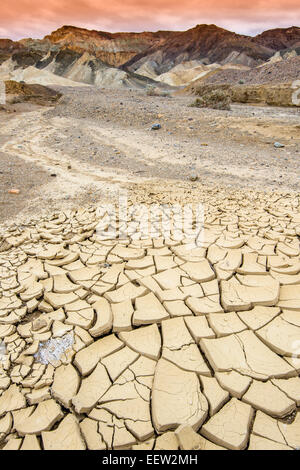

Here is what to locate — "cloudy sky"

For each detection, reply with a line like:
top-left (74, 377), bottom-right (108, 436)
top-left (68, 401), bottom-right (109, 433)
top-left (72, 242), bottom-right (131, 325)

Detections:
top-left (0, 0), bottom-right (299, 40)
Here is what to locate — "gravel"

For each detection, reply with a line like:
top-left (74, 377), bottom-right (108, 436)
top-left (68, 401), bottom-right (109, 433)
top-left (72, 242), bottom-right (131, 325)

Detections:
top-left (0, 86), bottom-right (299, 226)
top-left (203, 56), bottom-right (300, 85)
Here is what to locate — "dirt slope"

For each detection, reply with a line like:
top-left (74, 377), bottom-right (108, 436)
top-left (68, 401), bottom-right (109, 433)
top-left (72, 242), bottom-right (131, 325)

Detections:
top-left (5, 80), bottom-right (62, 105)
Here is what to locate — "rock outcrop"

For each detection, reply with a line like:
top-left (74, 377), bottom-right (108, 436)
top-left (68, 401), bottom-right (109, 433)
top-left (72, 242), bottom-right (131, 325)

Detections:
top-left (4, 80), bottom-right (62, 105)
top-left (187, 82), bottom-right (300, 107)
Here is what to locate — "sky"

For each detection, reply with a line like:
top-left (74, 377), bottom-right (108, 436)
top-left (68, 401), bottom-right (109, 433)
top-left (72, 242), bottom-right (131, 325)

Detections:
top-left (0, 0), bottom-right (299, 40)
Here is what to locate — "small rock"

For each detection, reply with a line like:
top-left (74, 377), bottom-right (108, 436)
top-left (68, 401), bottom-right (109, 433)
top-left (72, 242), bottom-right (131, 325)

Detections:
top-left (189, 173), bottom-right (198, 182)
top-left (8, 189), bottom-right (20, 194)
top-left (274, 142), bottom-right (285, 148)
top-left (151, 124), bottom-right (161, 131)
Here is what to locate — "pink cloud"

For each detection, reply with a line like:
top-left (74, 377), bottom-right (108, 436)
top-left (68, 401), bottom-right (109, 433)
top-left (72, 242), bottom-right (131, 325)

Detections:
top-left (0, 0), bottom-right (299, 39)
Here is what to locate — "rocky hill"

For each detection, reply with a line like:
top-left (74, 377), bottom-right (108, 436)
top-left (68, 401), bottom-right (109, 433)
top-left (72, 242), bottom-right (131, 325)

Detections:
top-left (0, 24), bottom-right (299, 89)
top-left (45, 25), bottom-right (176, 67)
top-left (0, 39), bottom-right (25, 64)
top-left (123, 24), bottom-right (274, 74)
top-left (0, 38), bottom-right (164, 89)
top-left (252, 26), bottom-right (300, 50)
top-left (44, 24), bottom-right (300, 72)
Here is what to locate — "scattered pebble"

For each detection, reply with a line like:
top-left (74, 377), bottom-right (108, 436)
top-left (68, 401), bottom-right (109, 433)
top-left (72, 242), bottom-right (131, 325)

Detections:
top-left (8, 189), bottom-right (20, 194)
top-left (151, 123), bottom-right (161, 130)
top-left (274, 142), bottom-right (285, 148)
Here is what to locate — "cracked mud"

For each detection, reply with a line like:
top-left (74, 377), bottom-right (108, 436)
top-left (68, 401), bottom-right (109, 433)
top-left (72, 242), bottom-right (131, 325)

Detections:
top-left (0, 186), bottom-right (300, 450)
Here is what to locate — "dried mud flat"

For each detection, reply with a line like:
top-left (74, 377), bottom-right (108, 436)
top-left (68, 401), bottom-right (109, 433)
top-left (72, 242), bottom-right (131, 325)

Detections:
top-left (0, 87), bottom-right (299, 451)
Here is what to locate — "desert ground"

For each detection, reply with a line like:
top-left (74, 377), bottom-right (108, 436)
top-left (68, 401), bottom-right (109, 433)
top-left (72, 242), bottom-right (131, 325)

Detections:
top-left (0, 86), bottom-right (299, 224)
top-left (0, 85), bottom-right (300, 450)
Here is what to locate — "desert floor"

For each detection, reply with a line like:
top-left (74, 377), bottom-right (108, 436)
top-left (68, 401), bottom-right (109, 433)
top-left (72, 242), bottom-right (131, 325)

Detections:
top-left (0, 86), bottom-right (299, 224)
top-left (0, 87), bottom-right (299, 451)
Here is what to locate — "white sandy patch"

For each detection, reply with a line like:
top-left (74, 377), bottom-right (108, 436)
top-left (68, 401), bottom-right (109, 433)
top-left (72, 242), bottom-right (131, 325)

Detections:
top-left (0, 62), bottom-right (90, 87)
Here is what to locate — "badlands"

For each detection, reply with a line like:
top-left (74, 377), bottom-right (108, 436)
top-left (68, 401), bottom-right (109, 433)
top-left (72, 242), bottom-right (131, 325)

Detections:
top-left (0, 24), bottom-right (299, 451)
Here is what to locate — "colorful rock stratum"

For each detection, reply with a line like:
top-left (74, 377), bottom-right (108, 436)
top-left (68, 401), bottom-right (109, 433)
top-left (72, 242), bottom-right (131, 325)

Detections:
top-left (0, 187), bottom-right (300, 451)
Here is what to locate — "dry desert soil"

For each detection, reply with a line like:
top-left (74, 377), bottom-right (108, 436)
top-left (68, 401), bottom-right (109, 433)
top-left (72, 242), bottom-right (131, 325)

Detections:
top-left (0, 86), bottom-right (299, 224)
top-left (0, 86), bottom-right (300, 451)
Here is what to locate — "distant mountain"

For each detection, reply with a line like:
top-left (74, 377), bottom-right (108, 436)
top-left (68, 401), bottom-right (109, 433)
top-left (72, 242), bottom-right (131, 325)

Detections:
top-left (44, 25), bottom-right (176, 67)
top-left (0, 38), bottom-right (24, 64)
top-left (123, 24), bottom-right (269, 74)
top-left (0, 24), bottom-right (299, 88)
top-left (43, 24), bottom-right (300, 71)
top-left (0, 34), bottom-right (166, 89)
top-left (252, 26), bottom-right (300, 50)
